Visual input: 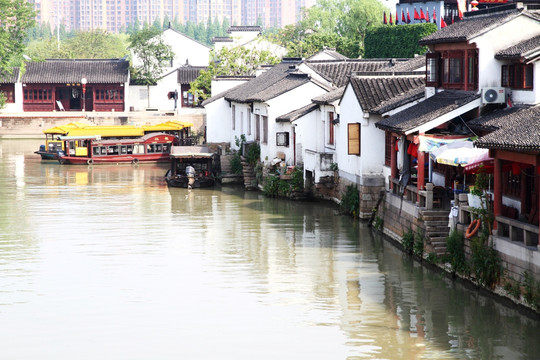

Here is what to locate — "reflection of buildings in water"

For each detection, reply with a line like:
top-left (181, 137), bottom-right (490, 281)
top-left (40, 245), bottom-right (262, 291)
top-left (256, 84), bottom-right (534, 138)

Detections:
top-left (42, 163), bottom-right (170, 188)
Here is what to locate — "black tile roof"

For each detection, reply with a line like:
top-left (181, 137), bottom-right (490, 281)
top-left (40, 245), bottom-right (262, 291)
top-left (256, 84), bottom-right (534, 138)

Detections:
top-left (276, 103), bottom-right (319, 122)
top-left (419, 8), bottom-right (531, 45)
top-left (227, 26), bottom-right (261, 33)
top-left (312, 87), bottom-right (344, 105)
top-left (472, 105), bottom-right (540, 152)
top-left (305, 60), bottom-right (388, 87)
top-left (495, 34), bottom-right (540, 60)
top-left (0, 68), bottom-right (19, 84)
top-left (177, 65), bottom-right (207, 84)
top-left (387, 55), bottom-right (426, 72)
top-left (212, 36), bottom-right (234, 43)
top-left (376, 90), bottom-right (480, 133)
top-left (305, 58), bottom-right (421, 87)
top-left (349, 75), bottom-right (425, 114)
top-left (224, 60), bottom-right (316, 103)
top-left (21, 59), bottom-right (129, 84)
top-left (308, 47), bottom-right (349, 60)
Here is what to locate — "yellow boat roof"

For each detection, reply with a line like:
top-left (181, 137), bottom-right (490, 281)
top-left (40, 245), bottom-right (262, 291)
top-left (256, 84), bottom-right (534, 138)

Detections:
top-left (142, 120), bottom-right (193, 131)
top-left (43, 120), bottom-right (192, 137)
top-left (43, 122), bottom-right (92, 135)
top-left (67, 127), bottom-right (145, 137)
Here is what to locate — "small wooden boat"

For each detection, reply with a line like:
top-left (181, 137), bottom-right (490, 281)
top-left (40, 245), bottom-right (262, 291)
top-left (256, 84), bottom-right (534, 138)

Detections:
top-left (36, 120), bottom-right (193, 160)
top-left (165, 146), bottom-right (217, 188)
top-left (57, 132), bottom-right (178, 165)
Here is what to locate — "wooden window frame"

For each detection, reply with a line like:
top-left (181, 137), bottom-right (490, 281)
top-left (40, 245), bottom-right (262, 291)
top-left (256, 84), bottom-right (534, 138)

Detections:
top-left (384, 132), bottom-right (392, 166)
top-left (348, 123), bottom-right (360, 156)
top-left (501, 64), bottom-right (534, 89)
top-left (426, 52), bottom-right (440, 87)
top-left (276, 132), bottom-right (289, 147)
top-left (232, 105), bottom-right (236, 131)
top-left (95, 88), bottom-right (123, 102)
top-left (0, 84), bottom-right (15, 103)
top-left (328, 112), bottom-right (335, 146)
top-left (262, 115), bottom-right (268, 144)
top-left (23, 88), bottom-right (52, 103)
top-left (255, 114), bottom-right (260, 141)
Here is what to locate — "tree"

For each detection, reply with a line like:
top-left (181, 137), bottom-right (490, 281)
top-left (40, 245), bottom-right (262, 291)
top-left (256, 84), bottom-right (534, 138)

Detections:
top-left (25, 30), bottom-right (129, 60)
top-left (189, 46), bottom-right (280, 102)
top-left (0, 0), bottom-right (35, 71)
top-left (364, 23), bottom-right (437, 58)
top-left (272, 0), bottom-right (386, 58)
top-left (0, 0), bottom-right (35, 109)
top-left (129, 26), bottom-right (174, 107)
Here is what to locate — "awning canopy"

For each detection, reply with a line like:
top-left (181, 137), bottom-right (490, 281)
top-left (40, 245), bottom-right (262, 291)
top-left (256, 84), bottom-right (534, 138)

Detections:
top-left (429, 140), bottom-right (489, 167)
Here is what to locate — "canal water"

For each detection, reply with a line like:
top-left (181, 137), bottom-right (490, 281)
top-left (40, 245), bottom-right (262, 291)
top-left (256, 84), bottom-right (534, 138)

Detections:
top-left (1, 139), bottom-right (539, 359)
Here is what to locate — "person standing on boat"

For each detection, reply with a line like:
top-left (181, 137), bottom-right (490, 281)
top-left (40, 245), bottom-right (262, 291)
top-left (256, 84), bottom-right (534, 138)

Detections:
top-left (186, 165), bottom-right (196, 189)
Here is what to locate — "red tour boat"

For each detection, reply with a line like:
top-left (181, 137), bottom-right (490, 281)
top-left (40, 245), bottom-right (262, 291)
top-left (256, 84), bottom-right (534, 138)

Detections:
top-left (57, 132), bottom-right (179, 165)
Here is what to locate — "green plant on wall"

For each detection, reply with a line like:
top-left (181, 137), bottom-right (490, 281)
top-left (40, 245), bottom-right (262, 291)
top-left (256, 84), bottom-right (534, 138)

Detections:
top-left (445, 230), bottom-right (469, 275)
top-left (340, 185), bottom-right (359, 217)
top-left (470, 235), bottom-right (502, 289)
top-left (246, 142), bottom-right (260, 167)
top-left (402, 229), bottom-right (414, 255)
top-left (413, 229), bottom-right (424, 259)
top-left (230, 152), bottom-right (243, 175)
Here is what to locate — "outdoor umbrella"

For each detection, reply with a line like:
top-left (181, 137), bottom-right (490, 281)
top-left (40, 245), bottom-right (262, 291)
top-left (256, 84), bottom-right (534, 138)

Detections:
top-left (464, 151), bottom-right (494, 174)
top-left (430, 140), bottom-right (488, 166)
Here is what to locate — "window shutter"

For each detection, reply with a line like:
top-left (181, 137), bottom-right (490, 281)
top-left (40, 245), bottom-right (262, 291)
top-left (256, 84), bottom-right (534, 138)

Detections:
top-left (348, 123), bottom-right (360, 155)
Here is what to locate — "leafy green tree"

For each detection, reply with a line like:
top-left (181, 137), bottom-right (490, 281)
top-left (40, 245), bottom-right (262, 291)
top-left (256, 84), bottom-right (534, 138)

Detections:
top-left (129, 26), bottom-right (174, 106)
top-left (0, 0), bottom-right (35, 71)
top-left (0, 0), bottom-right (35, 109)
top-left (221, 17), bottom-right (230, 36)
top-left (152, 18), bottom-right (162, 31)
top-left (189, 46), bottom-right (280, 102)
top-left (163, 15), bottom-right (171, 29)
top-left (364, 23), bottom-right (437, 58)
top-left (273, 0), bottom-right (386, 58)
top-left (25, 30), bottom-right (129, 60)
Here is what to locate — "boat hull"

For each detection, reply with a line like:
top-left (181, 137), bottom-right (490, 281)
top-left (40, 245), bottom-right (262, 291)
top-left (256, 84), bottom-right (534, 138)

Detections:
top-left (165, 174), bottom-right (215, 188)
top-left (35, 151), bottom-right (60, 160)
top-left (59, 154), bottom-right (170, 165)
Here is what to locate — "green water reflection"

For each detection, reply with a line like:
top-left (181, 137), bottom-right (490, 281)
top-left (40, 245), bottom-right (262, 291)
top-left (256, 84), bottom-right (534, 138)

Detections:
top-left (0, 139), bottom-right (538, 359)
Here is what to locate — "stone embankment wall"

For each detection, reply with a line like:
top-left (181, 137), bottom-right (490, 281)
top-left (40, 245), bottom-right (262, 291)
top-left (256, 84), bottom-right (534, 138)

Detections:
top-left (0, 110), bottom-right (205, 138)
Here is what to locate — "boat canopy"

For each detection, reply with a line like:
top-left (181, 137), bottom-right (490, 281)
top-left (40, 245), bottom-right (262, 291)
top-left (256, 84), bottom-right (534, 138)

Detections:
top-left (66, 127), bottom-right (145, 138)
top-left (43, 122), bottom-right (91, 135)
top-left (142, 120), bottom-right (193, 132)
top-left (59, 135), bottom-right (100, 140)
top-left (43, 121), bottom-right (192, 138)
top-left (170, 145), bottom-right (214, 158)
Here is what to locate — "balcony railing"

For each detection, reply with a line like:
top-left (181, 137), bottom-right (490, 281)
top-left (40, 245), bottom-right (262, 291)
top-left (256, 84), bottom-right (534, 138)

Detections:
top-left (496, 216), bottom-right (539, 248)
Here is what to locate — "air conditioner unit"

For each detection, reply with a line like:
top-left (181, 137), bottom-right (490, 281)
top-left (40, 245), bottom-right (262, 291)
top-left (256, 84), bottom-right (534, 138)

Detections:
top-left (482, 87), bottom-right (506, 104)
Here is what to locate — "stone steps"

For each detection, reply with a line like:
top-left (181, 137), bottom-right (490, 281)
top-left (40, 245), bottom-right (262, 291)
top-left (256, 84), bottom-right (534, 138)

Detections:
top-left (421, 209), bottom-right (450, 257)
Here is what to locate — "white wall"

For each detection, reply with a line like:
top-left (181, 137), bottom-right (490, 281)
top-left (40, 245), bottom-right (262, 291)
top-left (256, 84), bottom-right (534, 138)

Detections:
top-left (206, 97), bottom-right (233, 144)
top-left (259, 82), bottom-right (328, 165)
top-left (128, 70), bottom-right (178, 111)
top-left (1, 83), bottom-right (23, 112)
top-left (337, 83), bottom-right (386, 185)
top-left (229, 30), bottom-right (260, 46)
top-left (161, 28), bottom-right (210, 68)
top-left (475, 16), bottom-right (540, 91)
top-left (510, 61), bottom-right (540, 105)
top-left (211, 78), bottom-right (250, 97)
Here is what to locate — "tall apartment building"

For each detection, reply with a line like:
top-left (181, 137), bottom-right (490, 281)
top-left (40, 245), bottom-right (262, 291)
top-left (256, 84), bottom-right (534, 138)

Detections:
top-left (28, 0), bottom-right (314, 33)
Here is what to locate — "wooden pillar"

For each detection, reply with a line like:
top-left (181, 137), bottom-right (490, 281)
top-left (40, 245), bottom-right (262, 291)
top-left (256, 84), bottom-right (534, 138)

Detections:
top-left (493, 158), bottom-right (503, 230)
top-left (520, 170), bottom-right (527, 216)
top-left (390, 134), bottom-right (398, 189)
top-left (537, 168), bottom-right (540, 247)
top-left (417, 150), bottom-right (425, 202)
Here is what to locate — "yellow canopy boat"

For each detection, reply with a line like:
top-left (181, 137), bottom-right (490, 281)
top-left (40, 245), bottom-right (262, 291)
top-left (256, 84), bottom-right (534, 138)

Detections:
top-left (36, 120), bottom-right (193, 160)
